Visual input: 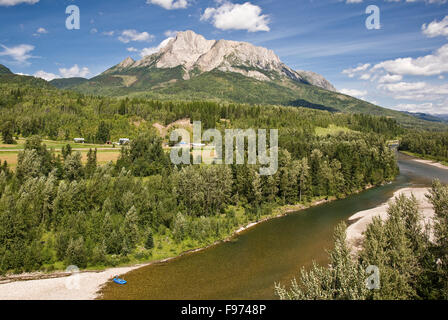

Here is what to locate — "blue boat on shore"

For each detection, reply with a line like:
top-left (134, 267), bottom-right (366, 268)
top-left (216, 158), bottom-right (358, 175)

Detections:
top-left (113, 276), bottom-right (127, 285)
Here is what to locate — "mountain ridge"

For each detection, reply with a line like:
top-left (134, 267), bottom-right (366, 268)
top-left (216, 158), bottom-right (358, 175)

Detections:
top-left (106, 30), bottom-right (333, 89)
top-left (0, 64), bottom-right (13, 75)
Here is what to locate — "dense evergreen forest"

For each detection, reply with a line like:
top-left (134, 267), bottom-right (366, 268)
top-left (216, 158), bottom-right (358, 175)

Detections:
top-left (276, 180), bottom-right (448, 300)
top-left (0, 81), bottom-right (401, 274)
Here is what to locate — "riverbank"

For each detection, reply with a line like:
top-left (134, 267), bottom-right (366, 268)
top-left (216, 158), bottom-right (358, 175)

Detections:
top-left (400, 151), bottom-right (448, 170)
top-left (346, 187), bottom-right (434, 252)
top-left (0, 264), bottom-right (153, 300)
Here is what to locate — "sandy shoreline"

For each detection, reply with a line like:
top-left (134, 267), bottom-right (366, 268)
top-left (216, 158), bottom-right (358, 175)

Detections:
top-left (400, 152), bottom-right (448, 171)
top-left (0, 264), bottom-right (150, 300)
top-left (346, 187), bottom-right (434, 252)
top-left (412, 158), bottom-right (448, 170)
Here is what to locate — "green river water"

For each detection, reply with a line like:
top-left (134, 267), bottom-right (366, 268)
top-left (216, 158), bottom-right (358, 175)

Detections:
top-left (100, 153), bottom-right (448, 300)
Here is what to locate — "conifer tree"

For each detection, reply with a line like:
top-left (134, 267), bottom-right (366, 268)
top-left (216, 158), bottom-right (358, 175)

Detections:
top-left (85, 148), bottom-right (97, 177)
top-left (145, 228), bottom-right (154, 250)
top-left (1, 121), bottom-right (15, 144)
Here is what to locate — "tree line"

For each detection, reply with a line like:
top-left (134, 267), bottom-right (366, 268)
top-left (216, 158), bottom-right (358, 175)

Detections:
top-left (399, 131), bottom-right (448, 163)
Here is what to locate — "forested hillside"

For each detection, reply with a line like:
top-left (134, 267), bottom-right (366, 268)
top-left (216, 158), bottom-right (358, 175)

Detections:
top-left (0, 64), bottom-right (12, 75)
top-left (49, 77), bottom-right (89, 89)
top-left (56, 69), bottom-right (438, 129)
top-left (0, 80), bottom-right (404, 143)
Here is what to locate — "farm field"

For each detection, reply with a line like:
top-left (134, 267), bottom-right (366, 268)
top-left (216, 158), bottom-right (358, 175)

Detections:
top-left (0, 138), bottom-right (115, 151)
top-left (315, 124), bottom-right (356, 137)
top-left (0, 148), bottom-right (121, 169)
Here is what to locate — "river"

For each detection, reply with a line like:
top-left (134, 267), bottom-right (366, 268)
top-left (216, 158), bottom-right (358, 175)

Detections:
top-left (99, 152), bottom-right (448, 300)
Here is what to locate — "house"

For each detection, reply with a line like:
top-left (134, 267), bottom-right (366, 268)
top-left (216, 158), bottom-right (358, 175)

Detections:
top-left (191, 143), bottom-right (206, 147)
top-left (172, 141), bottom-right (189, 148)
top-left (119, 138), bottom-right (130, 145)
top-left (73, 138), bottom-right (85, 143)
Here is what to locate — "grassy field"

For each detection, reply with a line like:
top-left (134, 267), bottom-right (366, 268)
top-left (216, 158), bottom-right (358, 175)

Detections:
top-left (0, 149), bottom-right (121, 170)
top-left (315, 124), bottom-right (356, 136)
top-left (0, 138), bottom-right (115, 151)
top-left (0, 137), bottom-right (222, 169)
top-left (0, 138), bottom-right (122, 169)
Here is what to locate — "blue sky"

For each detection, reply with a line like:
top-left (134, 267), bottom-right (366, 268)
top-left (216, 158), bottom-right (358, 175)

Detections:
top-left (0, 0), bottom-right (447, 114)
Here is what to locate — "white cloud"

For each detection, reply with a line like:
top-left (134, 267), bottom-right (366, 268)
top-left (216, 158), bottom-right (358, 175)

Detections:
top-left (102, 31), bottom-right (115, 36)
top-left (379, 81), bottom-right (427, 93)
top-left (372, 43), bottom-right (448, 76)
top-left (0, 44), bottom-right (35, 64)
top-left (90, 28), bottom-right (98, 34)
top-left (118, 30), bottom-right (154, 43)
top-left (201, 1), bottom-right (270, 32)
top-left (391, 103), bottom-right (434, 113)
top-left (422, 16), bottom-right (448, 38)
top-left (340, 88), bottom-right (368, 98)
top-left (34, 70), bottom-right (59, 81)
top-left (390, 102), bottom-right (448, 115)
top-left (127, 47), bottom-right (139, 52)
top-left (140, 37), bottom-right (173, 57)
top-left (146, 0), bottom-right (189, 10)
top-left (378, 81), bottom-right (448, 103)
top-left (0, 0), bottom-right (39, 6)
top-left (346, 0), bottom-right (447, 3)
top-left (341, 63), bottom-right (371, 78)
top-left (164, 30), bottom-right (179, 37)
top-left (340, 14), bottom-right (448, 114)
top-left (34, 64), bottom-right (91, 81)
top-left (59, 64), bottom-right (90, 78)
top-left (360, 73), bottom-right (371, 80)
top-left (378, 74), bottom-right (403, 83)
top-left (36, 27), bottom-right (47, 34)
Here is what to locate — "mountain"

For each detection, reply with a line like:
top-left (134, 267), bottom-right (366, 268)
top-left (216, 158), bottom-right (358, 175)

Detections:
top-left (404, 112), bottom-right (448, 123)
top-left (70, 30), bottom-right (344, 98)
top-left (0, 64), bottom-right (13, 75)
top-left (295, 70), bottom-right (337, 92)
top-left (0, 65), bottom-right (52, 88)
top-left (436, 114), bottom-right (448, 121)
top-left (106, 30), bottom-right (311, 84)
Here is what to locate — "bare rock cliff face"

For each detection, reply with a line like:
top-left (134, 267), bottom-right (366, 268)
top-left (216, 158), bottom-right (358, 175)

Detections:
top-left (112, 30), bottom-right (337, 91)
top-left (296, 70), bottom-right (337, 92)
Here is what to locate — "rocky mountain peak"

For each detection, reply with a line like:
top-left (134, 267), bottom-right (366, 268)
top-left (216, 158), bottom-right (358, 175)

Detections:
top-left (108, 30), bottom-right (336, 91)
top-left (156, 30), bottom-right (216, 70)
top-left (117, 57), bottom-right (135, 68)
top-left (296, 70), bottom-right (337, 92)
